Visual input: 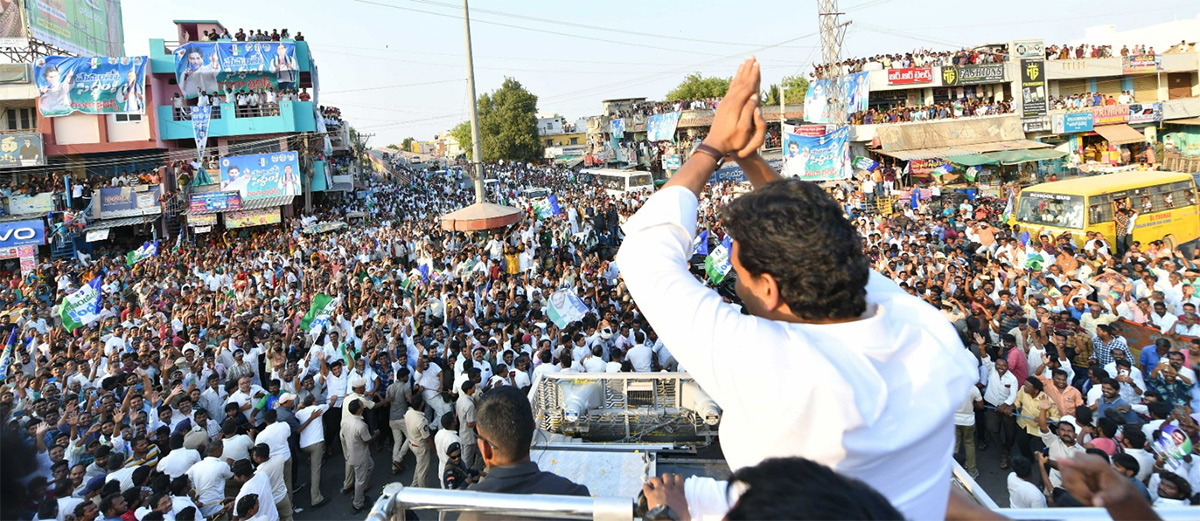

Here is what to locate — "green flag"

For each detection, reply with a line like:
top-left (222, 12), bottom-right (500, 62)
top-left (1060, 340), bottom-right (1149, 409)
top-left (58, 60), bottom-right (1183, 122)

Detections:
top-left (299, 293), bottom-right (339, 331)
top-left (704, 236), bottom-right (733, 285)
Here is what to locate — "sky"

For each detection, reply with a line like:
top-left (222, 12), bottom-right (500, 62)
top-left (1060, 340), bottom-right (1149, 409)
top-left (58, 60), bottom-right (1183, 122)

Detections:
top-left (120, 0), bottom-right (1200, 145)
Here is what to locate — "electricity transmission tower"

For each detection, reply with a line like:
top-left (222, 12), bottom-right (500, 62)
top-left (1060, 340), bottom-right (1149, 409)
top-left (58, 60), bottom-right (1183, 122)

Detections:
top-left (817, 0), bottom-right (852, 126)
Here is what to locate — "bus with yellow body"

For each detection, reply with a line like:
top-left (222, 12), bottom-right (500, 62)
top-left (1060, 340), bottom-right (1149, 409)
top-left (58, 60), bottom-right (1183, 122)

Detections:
top-left (1013, 170), bottom-right (1199, 253)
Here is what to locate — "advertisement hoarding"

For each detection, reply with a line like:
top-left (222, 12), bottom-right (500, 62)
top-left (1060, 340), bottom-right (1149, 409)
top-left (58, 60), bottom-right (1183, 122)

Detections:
top-left (804, 71), bottom-right (869, 123)
top-left (27, 0), bottom-right (124, 57)
top-left (219, 152), bottom-right (302, 200)
top-left (97, 186), bottom-right (161, 218)
top-left (1122, 55), bottom-right (1162, 74)
top-left (886, 67), bottom-right (933, 85)
top-left (781, 126), bottom-right (850, 181)
top-left (646, 112), bottom-right (681, 142)
top-left (1010, 39), bottom-right (1045, 59)
top-left (7, 192), bottom-right (54, 215)
top-left (1053, 111), bottom-right (1095, 134)
top-left (940, 64), bottom-right (1006, 86)
top-left (172, 41), bottom-right (297, 98)
top-left (1020, 59), bottom-right (1047, 118)
top-left (33, 55), bottom-right (147, 117)
top-left (225, 207), bottom-right (280, 229)
top-left (0, 1), bottom-right (27, 47)
top-left (189, 192), bottom-right (242, 213)
top-left (0, 133), bottom-right (44, 167)
top-left (188, 213), bottom-right (217, 227)
top-left (1127, 103), bottom-right (1163, 125)
top-left (0, 219), bottom-right (45, 248)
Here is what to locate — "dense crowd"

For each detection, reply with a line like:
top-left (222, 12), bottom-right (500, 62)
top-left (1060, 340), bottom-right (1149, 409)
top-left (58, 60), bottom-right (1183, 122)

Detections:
top-left (851, 97), bottom-right (1014, 124)
top-left (607, 98), bottom-right (719, 119)
top-left (1049, 91), bottom-right (1140, 110)
top-left (189, 28), bottom-right (305, 43)
top-left (813, 47), bottom-right (1006, 79)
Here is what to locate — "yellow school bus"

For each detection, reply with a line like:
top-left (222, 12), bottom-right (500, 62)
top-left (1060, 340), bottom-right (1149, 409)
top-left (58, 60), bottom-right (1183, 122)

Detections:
top-left (1013, 170), bottom-right (1199, 252)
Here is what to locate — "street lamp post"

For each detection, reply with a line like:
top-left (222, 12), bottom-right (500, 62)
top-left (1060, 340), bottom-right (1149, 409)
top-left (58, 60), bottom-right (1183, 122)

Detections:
top-left (463, 0), bottom-right (486, 204)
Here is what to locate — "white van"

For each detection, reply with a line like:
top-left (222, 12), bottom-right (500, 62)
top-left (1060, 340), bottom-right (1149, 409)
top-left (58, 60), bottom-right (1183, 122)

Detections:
top-left (582, 168), bottom-right (654, 196)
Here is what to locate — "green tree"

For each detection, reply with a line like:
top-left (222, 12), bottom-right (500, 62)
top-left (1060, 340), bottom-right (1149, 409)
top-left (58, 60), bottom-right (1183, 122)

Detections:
top-left (450, 77), bottom-right (542, 162)
top-left (665, 72), bottom-right (730, 101)
top-left (400, 137), bottom-right (414, 151)
top-left (781, 75), bottom-right (809, 105)
top-left (762, 84), bottom-right (781, 106)
top-left (386, 143), bottom-right (399, 150)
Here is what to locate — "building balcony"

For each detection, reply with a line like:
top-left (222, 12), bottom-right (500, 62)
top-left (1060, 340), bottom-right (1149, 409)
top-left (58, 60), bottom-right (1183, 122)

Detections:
top-left (156, 100), bottom-right (316, 140)
top-left (147, 39), bottom-right (314, 75)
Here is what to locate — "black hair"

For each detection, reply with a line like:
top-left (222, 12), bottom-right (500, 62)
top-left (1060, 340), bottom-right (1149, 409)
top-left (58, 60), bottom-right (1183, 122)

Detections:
top-left (1084, 448), bottom-right (1110, 463)
top-left (724, 457), bottom-right (902, 520)
top-left (475, 386), bottom-right (534, 461)
top-left (1112, 453), bottom-right (1140, 476)
top-left (721, 179), bottom-right (869, 321)
top-left (232, 459), bottom-right (255, 478)
top-left (1011, 455), bottom-right (1033, 478)
top-left (262, 408), bottom-right (277, 423)
top-left (237, 493), bottom-right (259, 517)
top-left (348, 398), bottom-right (363, 415)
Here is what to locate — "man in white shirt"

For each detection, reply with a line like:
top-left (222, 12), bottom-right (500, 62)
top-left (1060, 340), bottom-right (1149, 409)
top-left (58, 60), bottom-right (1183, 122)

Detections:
top-left (233, 458), bottom-right (277, 521)
top-left (187, 444), bottom-right (233, 518)
top-left (615, 58), bottom-right (976, 521)
top-left (1007, 457), bottom-right (1047, 508)
top-left (955, 386), bottom-right (983, 478)
top-left (254, 408), bottom-right (294, 508)
top-left (625, 342), bottom-right (654, 372)
top-left (295, 394), bottom-right (331, 508)
top-left (979, 343), bottom-right (1019, 467)
top-left (156, 434), bottom-right (201, 480)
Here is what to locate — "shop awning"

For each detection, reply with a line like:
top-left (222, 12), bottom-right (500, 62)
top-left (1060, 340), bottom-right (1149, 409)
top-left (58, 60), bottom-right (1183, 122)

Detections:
top-left (84, 214), bottom-right (158, 231)
top-left (876, 139), bottom-right (1052, 161)
top-left (1093, 124), bottom-right (1146, 145)
top-left (188, 195), bottom-right (295, 215)
top-left (330, 183), bottom-right (354, 192)
top-left (945, 148), bottom-right (1068, 167)
top-left (1165, 117), bottom-right (1200, 125)
top-left (945, 155), bottom-right (999, 166)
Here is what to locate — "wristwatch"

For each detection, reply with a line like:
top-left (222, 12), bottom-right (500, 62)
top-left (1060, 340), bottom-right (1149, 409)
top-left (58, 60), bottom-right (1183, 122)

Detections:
top-left (693, 143), bottom-right (728, 167)
top-left (646, 504), bottom-right (680, 521)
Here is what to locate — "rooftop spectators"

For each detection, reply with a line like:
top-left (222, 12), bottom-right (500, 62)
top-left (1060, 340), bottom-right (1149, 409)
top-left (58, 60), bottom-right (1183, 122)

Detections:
top-left (1048, 91), bottom-right (1139, 110)
top-left (851, 98), bottom-right (1013, 125)
top-left (607, 98), bottom-right (719, 119)
top-left (186, 28), bottom-right (305, 43)
top-left (813, 48), bottom-right (1006, 79)
top-left (321, 106), bottom-right (344, 127)
top-left (1045, 44), bottom-right (1159, 60)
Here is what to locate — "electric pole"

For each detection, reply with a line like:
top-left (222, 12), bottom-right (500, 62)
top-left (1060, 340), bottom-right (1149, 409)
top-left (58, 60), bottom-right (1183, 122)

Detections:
top-left (463, 0), bottom-right (486, 204)
top-left (818, 0), bottom-right (851, 126)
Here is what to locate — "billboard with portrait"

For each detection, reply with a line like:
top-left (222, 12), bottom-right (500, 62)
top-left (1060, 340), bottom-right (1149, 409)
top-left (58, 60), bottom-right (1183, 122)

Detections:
top-left (646, 112), bottom-right (680, 142)
top-left (225, 208), bottom-right (280, 229)
top-left (781, 125), bottom-right (850, 181)
top-left (173, 41), bottom-right (298, 98)
top-left (219, 151), bottom-right (302, 200)
top-left (33, 55), bottom-right (147, 117)
top-left (0, 133), bottom-right (44, 167)
top-left (804, 72), bottom-right (869, 124)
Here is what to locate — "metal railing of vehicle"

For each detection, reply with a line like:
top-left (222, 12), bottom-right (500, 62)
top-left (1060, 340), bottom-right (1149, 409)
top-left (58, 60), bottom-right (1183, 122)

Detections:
top-left (364, 483), bottom-right (633, 521)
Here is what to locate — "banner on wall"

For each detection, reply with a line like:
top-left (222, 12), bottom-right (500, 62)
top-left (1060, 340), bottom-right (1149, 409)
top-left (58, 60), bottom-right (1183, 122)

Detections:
top-left (28, 0), bottom-right (124, 57)
top-left (0, 219), bottom-right (45, 248)
top-left (225, 207), bottom-right (280, 228)
top-left (646, 112), bottom-right (680, 142)
top-left (886, 67), bottom-right (934, 85)
top-left (0, 133), bottom-right (45, 167)
top-left (941, 64), bottom-right (1006, 86)
top-left (173, 41), bottom-right (297, 98)
top-left (1053, 111), bottom-right (1095, 134)
top-left (219, 152), bottom-right (302, 200)
top-left (7, 192), bottom-right (54, 215)
top-left (908, 158), bottom-right (952, 174)
top-left (1122, 55), bottom-right (1162, 74)
top-left (804, 72), bottom-right (870, 124)
top-left (97, 186), bottom-right (161, 218)
top-left (610, 118), bottom-right (625, 139)
top-left (33, 55), bottom-right (148, 117)
top-left (190, 105), bottom-right (211, 157)
top-left (1020, 59), bottom-right (1047, 118)
top-left (1127, 103), bottom-right (1163, 124)
top-left (781, 126), bottom-right (850, 180)
top-left (0, 1), bottom-right (27, 47)
top-left (189, 192), bottom-right (242, 213)
top-left (188, 213), bottom-right (217, 227)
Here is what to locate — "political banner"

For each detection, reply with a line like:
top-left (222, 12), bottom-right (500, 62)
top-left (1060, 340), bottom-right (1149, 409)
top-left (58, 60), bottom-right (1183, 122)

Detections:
top-left (188, 213), bottom-right (217, 227)
top-left (28, 0), bottom-right (124, 57)
top-left (84, 229), bottom-right (109, 242)
top-left (173, 41), bottom-right (297, 98)
top-left (225, 207), bottom-right (280, 229)
top-left (98, 186), bottom-right (161, 218)
top-left (704, 235), bottom-right (733, 285)
top-left (0, 133), bottom-right (44, 167)
top-left (547, 288), bottom-right (589, 328)
top-left (781, 125), bottom-right (850, 181)
top-left (692, 229), bottom-right (709, 256)
top-left (33, 55), bottom-right (147, 117)
top-left (1054, 111), bottom-right (1094, 134)
top-left (852, 155), bottom-right (879, 172)
top-left (1020, 59), bottom-right (1047, 118)
top-left (7, 192), bottom-right (54, 215)
top-left (300, 293), bottom-right (340, 331)
top-left (610, 118), bottom-right (625, 139)
top-left (908, 157), bottom-right (952, 174)
top-left (534, 195), bottom-right (560, 219)
top-left (189, 192), bottom-right (242, 213)
top-left (886, 67), bottom-right (934, 85)
top-left (646, 112), bottom-right (681, 142)
top-left (1010, 39), bottom-right (1045, 59)
top-left (0, 219), bottom-right (45, 248)
top-left (60, 277), bottom-right (103, 332)
top-left (0, 1), bottom-right (27, 47)
top-left (1092, 104), bottom-right (1130, 126)
top-left (219, 152), bottom-right (302, 200)
top-left (941, 64), bottom-right (1005, 86)
top-left (1127, 103), bottom-right (1163, 125)
top-left (662, 154), bottom-right (682, 170)
top-left (0, 245), bottom-right (36, 259)
top-left (1122, 55), bottom-right (1162, 74)
top-left (125, 240), bottom-right (157, 266)
top-left (190, 105), bottom-right (211, 158)
top-left (804, 72), bottom-right (869, 124)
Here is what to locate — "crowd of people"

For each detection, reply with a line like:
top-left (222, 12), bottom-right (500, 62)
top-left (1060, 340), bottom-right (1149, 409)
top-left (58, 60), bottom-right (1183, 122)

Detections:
top-left (172, 88), bottom-right (313, 121)
top-left (321, 107), bottom-right (344, 128)
top-left (606, 98), bottom-right (719, 119)
top-left (1045, 43), bottom-right (1160, 60)
top-left (1049, 91), bottom-right (1140, 110)
top-left (812, 47), bottom-right (1006, 79)
top-left (851, 97), bottom-right (1014, 124)
top-left (190, 28), bottom-right (305, 43)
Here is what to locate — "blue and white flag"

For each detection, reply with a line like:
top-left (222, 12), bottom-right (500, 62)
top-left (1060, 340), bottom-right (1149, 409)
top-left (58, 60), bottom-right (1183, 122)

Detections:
top-left (418, 263), bottom-right (430, 283)
top-left (704, 235), bottom-right (733, 284)
top-left (546, 288), bottom-right (589, 328)
top-left (60, 277), bottom-right (104, 332)
top-left (0, 327), bottom-right (17, 381)
top-left (190, 105), bottom-right (212, 159)
top-left (535, 195), bottom-right (561, 219)
top-left (692, 230), bottom-right (709, 256)
top-left (126, 240), bottom-right (159, 266)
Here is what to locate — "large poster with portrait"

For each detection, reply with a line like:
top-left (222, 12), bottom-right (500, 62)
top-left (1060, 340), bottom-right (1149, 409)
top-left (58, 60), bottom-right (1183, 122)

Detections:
top-left (803, 72), bottom-right (869, 124)
top-left (781, 125), bottom-right (850, 181)
top-left (33, 55), bottom-right (147, 117)
top-left (219, 152), bottom-right (302, 200)
top-left (173, 41), bottom-right (298, 98)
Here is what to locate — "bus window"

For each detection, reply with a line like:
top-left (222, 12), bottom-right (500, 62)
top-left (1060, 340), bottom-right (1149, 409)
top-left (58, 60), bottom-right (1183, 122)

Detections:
top-left (598, 175), bottom-right (624, 191)
top-left (1017, 192), bottom-right (1085, 229)
top-left (630, 174), bottom-right (652, 188)
top-left (1088, 193), bottom-right (1113, 224)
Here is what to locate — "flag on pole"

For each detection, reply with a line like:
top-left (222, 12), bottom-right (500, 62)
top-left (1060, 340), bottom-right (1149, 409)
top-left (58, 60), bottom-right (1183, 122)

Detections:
top-left (418, 264), bottom-right (430, 284)
top-left (1001, 194), bottom-right (1014, 223)
top-left (692, 230), bottom-right (709, 256)
top-left (0, 326), bottom-right (17, 381)
top-left (931, 164), bottom-right (952, 177)
top-left (60, 277), bottom-right (104, 332)
top-left (963, 166), bottom-right (978, 182)
top-left (534, 195), bottom-right (561, 219)
top-left (704, 235), bottom-right (733, 284)
top-left (126, 240), bottom-right (159, 266)
top-left (299, 293), bottom-right (340, 331)
top-left (1025, 252), bottom-right (1047, 271)
top-left (546, 288), bottom-right (588, 328)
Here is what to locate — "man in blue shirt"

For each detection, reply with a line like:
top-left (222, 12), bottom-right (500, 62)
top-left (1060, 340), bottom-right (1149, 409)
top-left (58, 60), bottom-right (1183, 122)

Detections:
top-left (1093, 378), bottom-right (1139, 424)
top-left (1138, 339), bottom-right (1171, 379)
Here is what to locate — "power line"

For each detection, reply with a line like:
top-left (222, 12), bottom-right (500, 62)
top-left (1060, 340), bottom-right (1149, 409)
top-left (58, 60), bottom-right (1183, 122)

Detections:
top-left (320, 78), bottom-right (465, 95)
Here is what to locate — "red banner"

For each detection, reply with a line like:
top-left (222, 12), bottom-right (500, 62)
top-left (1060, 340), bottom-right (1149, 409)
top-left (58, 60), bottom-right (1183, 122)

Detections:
top-left (1115, 319), bottom-right (1196, 362)
top-left (887, 67), bottom-right (934, 85)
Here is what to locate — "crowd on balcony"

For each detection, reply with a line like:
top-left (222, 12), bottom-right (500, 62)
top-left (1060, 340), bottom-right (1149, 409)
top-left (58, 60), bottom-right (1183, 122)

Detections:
top-left (813, 48), bottom-right (1006, 79)
top-left (321, 106), bottom-right (344, 128)
top-left (190, 28), bottom-right (305, 42)
top-left (607, 98), bottom-right (719, 119)
top-left (1049, 91), bottom-right (1140, 110)
top-left (172, 87), bottom-right (312, 121)
top-left (850, 97), bottom-right (1014, 124)
top-left (1045, 44), bottom-right (1157, 60)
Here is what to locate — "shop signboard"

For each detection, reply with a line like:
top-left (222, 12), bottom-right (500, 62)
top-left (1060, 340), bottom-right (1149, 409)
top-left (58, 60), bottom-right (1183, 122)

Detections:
top-left (1092, 105), bottom-right (1129, 126)
top-left (189, 191), bottom-right (242, 213)
top-left (886, 67), bottom-right (933, 85)
top-left (7, 192), bottom-right (54, 215)
top-left (908, 157), bottom-right (951, 174)
top-left (1127, 103), bottom-right (1162, 125)
top-left (1010, 39), bottom-right (1045, 59)
top-left (98, 186), bottom-right (161, 218)
top-left (661, 154), bottom-right (682, 170)
top-left (0, 219), bottom-right (45, 248)
top-left (1054, 111), bottom-right (1094, 134)
top-left (1020, 59), bottom-right (1047, 118)
top-left (940, 64), bottom-right (1006, 86)
top-left (225, 207), bottom-right (280, 229)
top-left (188, 213), bottom-right (217, 227)
top-left (85, 229), bottom-right (109, 242)
top-left (0, 133), bottom-right (45, 167)
top-left (1122, 55), bottom-right (1162, 74)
